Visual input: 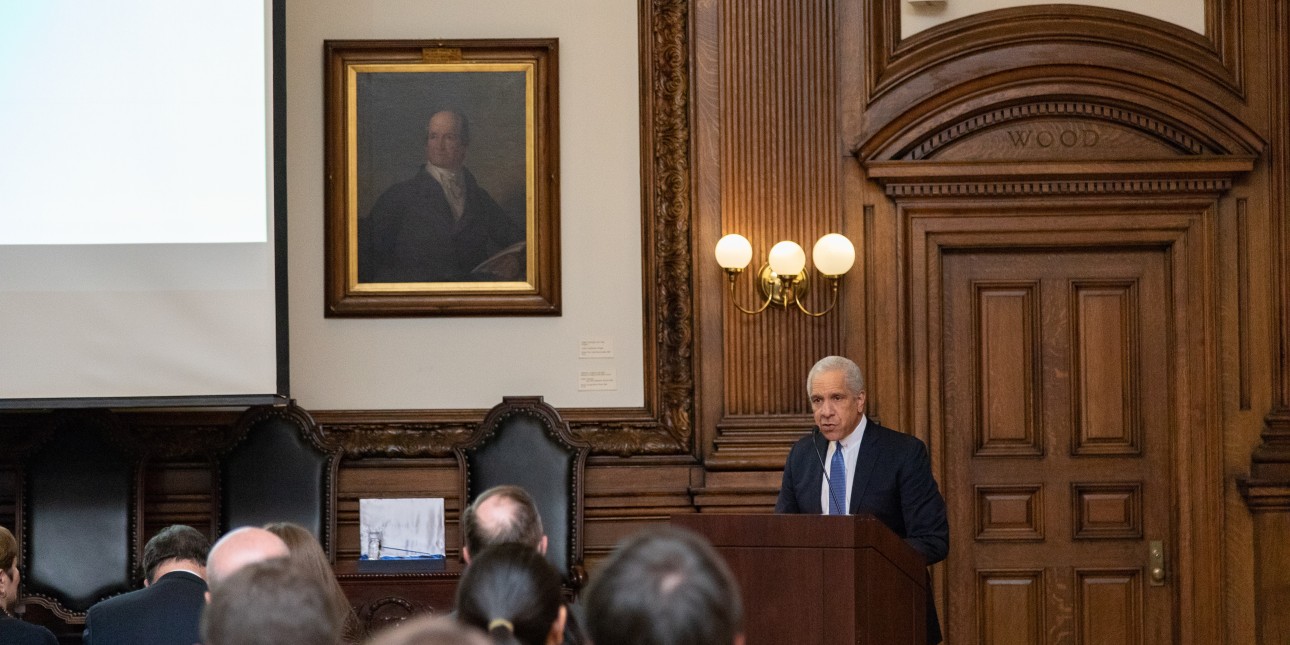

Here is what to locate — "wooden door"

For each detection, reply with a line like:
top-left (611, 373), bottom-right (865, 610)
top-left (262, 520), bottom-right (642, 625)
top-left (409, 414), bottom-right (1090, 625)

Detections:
top-left (941, 247), bottom-right (1177, 644)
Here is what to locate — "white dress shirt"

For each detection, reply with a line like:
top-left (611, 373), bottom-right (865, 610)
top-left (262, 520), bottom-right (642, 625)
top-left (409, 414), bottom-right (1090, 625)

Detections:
top-left (426, 163), bottom-right (466, 221)
top-left (820, 414), bottom-right (867, 514)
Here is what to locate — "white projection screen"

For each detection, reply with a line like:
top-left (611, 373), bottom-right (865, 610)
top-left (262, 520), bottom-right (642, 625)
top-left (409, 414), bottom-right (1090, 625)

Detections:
top-left (0, 1), bottom-right (288, 408)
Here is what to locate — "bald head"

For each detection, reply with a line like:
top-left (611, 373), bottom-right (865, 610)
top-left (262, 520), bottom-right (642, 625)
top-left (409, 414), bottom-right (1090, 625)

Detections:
top-left (207, 527), bottom-right (289, 588)
top-left (460, 485), bottom-right (546, 562)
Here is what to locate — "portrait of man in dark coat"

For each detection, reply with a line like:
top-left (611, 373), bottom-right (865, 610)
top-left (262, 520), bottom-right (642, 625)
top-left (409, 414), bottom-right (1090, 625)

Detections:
top-left (359, 108), bottom-right (525, 283)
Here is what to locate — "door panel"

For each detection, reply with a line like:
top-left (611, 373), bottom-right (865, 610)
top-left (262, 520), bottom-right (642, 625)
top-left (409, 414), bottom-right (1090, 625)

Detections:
top-left (942, 248), bottom-right (1174, 644)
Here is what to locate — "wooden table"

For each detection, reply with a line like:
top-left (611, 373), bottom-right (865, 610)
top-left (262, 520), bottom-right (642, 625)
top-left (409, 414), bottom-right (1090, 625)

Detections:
top-left (336, 559), bottom-right (464, 638)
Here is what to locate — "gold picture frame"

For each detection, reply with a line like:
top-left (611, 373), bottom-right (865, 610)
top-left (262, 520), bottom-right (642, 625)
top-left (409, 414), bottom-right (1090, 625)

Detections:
top-left (324, 39), bottom-right (559, 316)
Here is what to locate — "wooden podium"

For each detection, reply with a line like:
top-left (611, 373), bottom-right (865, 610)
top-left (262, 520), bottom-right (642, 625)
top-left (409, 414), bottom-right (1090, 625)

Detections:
top-left (672, 513), bottom-right (928, 645)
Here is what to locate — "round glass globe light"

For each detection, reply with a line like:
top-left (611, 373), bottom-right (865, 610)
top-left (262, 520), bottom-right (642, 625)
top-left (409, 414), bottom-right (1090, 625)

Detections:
top-left (767, 241), bottom-right (807, 276)
top-left (812, 233), bottom-right (855, 276)
top-left (714, 234), bottom-right (753, 269)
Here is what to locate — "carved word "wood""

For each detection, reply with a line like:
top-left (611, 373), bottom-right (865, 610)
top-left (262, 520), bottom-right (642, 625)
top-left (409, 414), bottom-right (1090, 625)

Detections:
top-left (1007, 129), bottom-right (1100, 148)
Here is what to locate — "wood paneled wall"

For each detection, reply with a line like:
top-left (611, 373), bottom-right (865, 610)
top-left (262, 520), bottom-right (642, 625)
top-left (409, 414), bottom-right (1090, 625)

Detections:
top-left (712, 0), bottom-right (845, 413)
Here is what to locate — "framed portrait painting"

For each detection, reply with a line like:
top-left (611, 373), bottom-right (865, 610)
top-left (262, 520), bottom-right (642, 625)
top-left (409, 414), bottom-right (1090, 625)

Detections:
top-left (324, 39), bottom-right (559, 316)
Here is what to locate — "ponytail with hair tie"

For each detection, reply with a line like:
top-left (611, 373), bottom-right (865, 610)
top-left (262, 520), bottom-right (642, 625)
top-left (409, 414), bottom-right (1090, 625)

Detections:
top-left (487, 618), bottom-right (514, 634)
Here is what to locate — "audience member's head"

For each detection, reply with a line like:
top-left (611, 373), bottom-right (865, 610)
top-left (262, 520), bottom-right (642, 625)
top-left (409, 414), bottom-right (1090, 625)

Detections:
top-left (202, 557), bottom-right (341, 645)
top-left (366, 615), bottom-right (491, 645)
top-left (585, 526), bottom-right (744, 645)
top-left (141, 524), bottom-right (210, 585)
top-left (461, 485), bottom-right (546, 562)
top-left (455, 543), bottom-right (566, 645)
top-left (0, 525), bottom-right (19, 612)
top-left (264, 522), bottom-right (361, 643)
top-left (206, 526), bottom-right (289, 589)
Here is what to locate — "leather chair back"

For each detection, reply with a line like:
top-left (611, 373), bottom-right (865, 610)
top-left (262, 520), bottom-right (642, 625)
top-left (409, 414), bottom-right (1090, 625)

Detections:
top-left (22, 413), bottom-right (137, 616)
top-left (216, 404), bottom-right (337, 556)
top-left (455, 397), bottom-right (589, 590)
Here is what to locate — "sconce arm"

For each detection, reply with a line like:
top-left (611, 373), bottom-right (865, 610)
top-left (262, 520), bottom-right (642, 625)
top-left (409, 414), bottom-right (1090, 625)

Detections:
top-left (793, 275), bottom-right (843, 317)
top-left (725, 269), bottom-right (775, 315)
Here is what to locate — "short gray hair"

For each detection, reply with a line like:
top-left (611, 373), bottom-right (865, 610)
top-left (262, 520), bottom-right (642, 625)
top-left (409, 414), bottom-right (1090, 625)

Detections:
top-left (806, 356), bottom-right (864, 397)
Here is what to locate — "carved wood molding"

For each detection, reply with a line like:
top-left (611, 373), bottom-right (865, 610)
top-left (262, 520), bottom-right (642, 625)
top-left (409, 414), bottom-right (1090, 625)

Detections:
top-left (20, 598), bottom-right (88, 626)
top-left (354, 595), bottom-right (435, 636)
top-left (884, 179), bottom-right (1234, 198)
top-left (567, 421), bottom-right (684, 458)
top-left (322, 424), bottom-right (473, 459)
top-left (865, 1), bottom-right (1242, 102)
top-left (634, 0), bottom-right (696, 455)
top-left (1249, 407), bottom-right (1290, 483)
top-left (315, 407), bottom-right (695, 459)
top-left (313, 409), bottom-right (478, 458)
top-left (861, 78), bottom-right (1264, 162)
top-left (1237, 479), bottom-right (1290, 512)
top-left (1262, 0), bottom-right (1290, 486)
top-left (905, 100), bottom-right (1212, 161)
top-left (867, 158), bottom-right (1256, 198)
top-left (707, 415), bottom-right (814, 470)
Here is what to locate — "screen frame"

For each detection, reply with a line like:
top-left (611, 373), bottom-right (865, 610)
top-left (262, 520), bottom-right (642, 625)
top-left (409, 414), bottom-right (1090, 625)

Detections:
top-left (0, 0), bottom-right (289, 410)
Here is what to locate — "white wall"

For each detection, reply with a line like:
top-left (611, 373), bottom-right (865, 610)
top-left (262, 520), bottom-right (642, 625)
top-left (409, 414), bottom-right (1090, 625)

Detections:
top-left (287, 0), bottom-right (644, 410)
top-left (902, 0), bottom-right (1205, 38)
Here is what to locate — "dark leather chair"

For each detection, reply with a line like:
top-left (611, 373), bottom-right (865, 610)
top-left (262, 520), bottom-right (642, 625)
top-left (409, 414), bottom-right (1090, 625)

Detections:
top-left (454, 396), bottom-right (590, 592)
top-left (21, 413), bottom-right (138, 621)
top-left (215, 403), bottom-right (338, 556)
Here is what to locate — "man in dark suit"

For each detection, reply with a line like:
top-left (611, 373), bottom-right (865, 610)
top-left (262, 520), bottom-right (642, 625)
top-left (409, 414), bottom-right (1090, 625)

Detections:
top-left (359, 109), bottom-right (525, 283)
top-left (83, 524), bottom-right (210, 645)
top-left (775, 355), bottom-right (949, 644)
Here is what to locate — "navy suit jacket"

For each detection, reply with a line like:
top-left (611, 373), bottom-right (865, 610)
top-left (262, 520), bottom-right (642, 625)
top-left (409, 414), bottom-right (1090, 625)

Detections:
top-left (83, 570), bottom-right (208, 645)
top-left (0, 616), bottom-right (58, 645)
top-left (359, 167), bottom-right (524, 283)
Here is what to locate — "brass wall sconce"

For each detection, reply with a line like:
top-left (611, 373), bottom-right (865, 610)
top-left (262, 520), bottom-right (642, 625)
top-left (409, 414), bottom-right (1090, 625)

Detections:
top-left (714, 233), bottom-right (855, 316)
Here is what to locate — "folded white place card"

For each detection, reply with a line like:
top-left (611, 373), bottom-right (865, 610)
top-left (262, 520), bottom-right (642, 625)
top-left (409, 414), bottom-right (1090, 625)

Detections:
top-left (359, 497), bottom-right (445, 561)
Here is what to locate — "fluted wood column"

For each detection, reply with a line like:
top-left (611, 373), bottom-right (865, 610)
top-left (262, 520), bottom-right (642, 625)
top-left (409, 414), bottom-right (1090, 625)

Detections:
top-left (695, 0), bottom-right (851, 470)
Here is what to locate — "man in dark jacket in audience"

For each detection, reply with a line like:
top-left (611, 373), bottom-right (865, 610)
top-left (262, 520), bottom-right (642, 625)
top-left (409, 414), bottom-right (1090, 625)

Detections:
top-left (83, 525), bottom-right (210, 645)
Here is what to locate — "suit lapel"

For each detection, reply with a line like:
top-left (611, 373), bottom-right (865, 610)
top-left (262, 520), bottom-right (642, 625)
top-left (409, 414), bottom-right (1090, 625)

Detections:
top-left (804, 430), bottom-right (827, 514)
top-left (849, 422), bottom-right (883, 514)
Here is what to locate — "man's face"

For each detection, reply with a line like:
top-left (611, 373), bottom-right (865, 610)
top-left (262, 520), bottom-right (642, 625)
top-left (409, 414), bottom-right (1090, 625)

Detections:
top-left (425, 112), bottom-right (468, 170)
top-left (810, 369), bottom-right (865, 442)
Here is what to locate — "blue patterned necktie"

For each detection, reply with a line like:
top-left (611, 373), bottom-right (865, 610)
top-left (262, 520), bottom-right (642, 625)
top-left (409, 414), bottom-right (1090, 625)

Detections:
top-left (829, 441), bottom-right (847, 515)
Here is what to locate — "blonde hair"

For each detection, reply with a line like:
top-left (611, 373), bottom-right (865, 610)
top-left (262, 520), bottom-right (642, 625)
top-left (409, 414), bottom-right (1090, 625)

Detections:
top-left (264, 523), bottom-right (362, 643)
top-left (0, 526), bottom-right (17, 573)
top-left (0, 525), bottom-right (18, 614)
